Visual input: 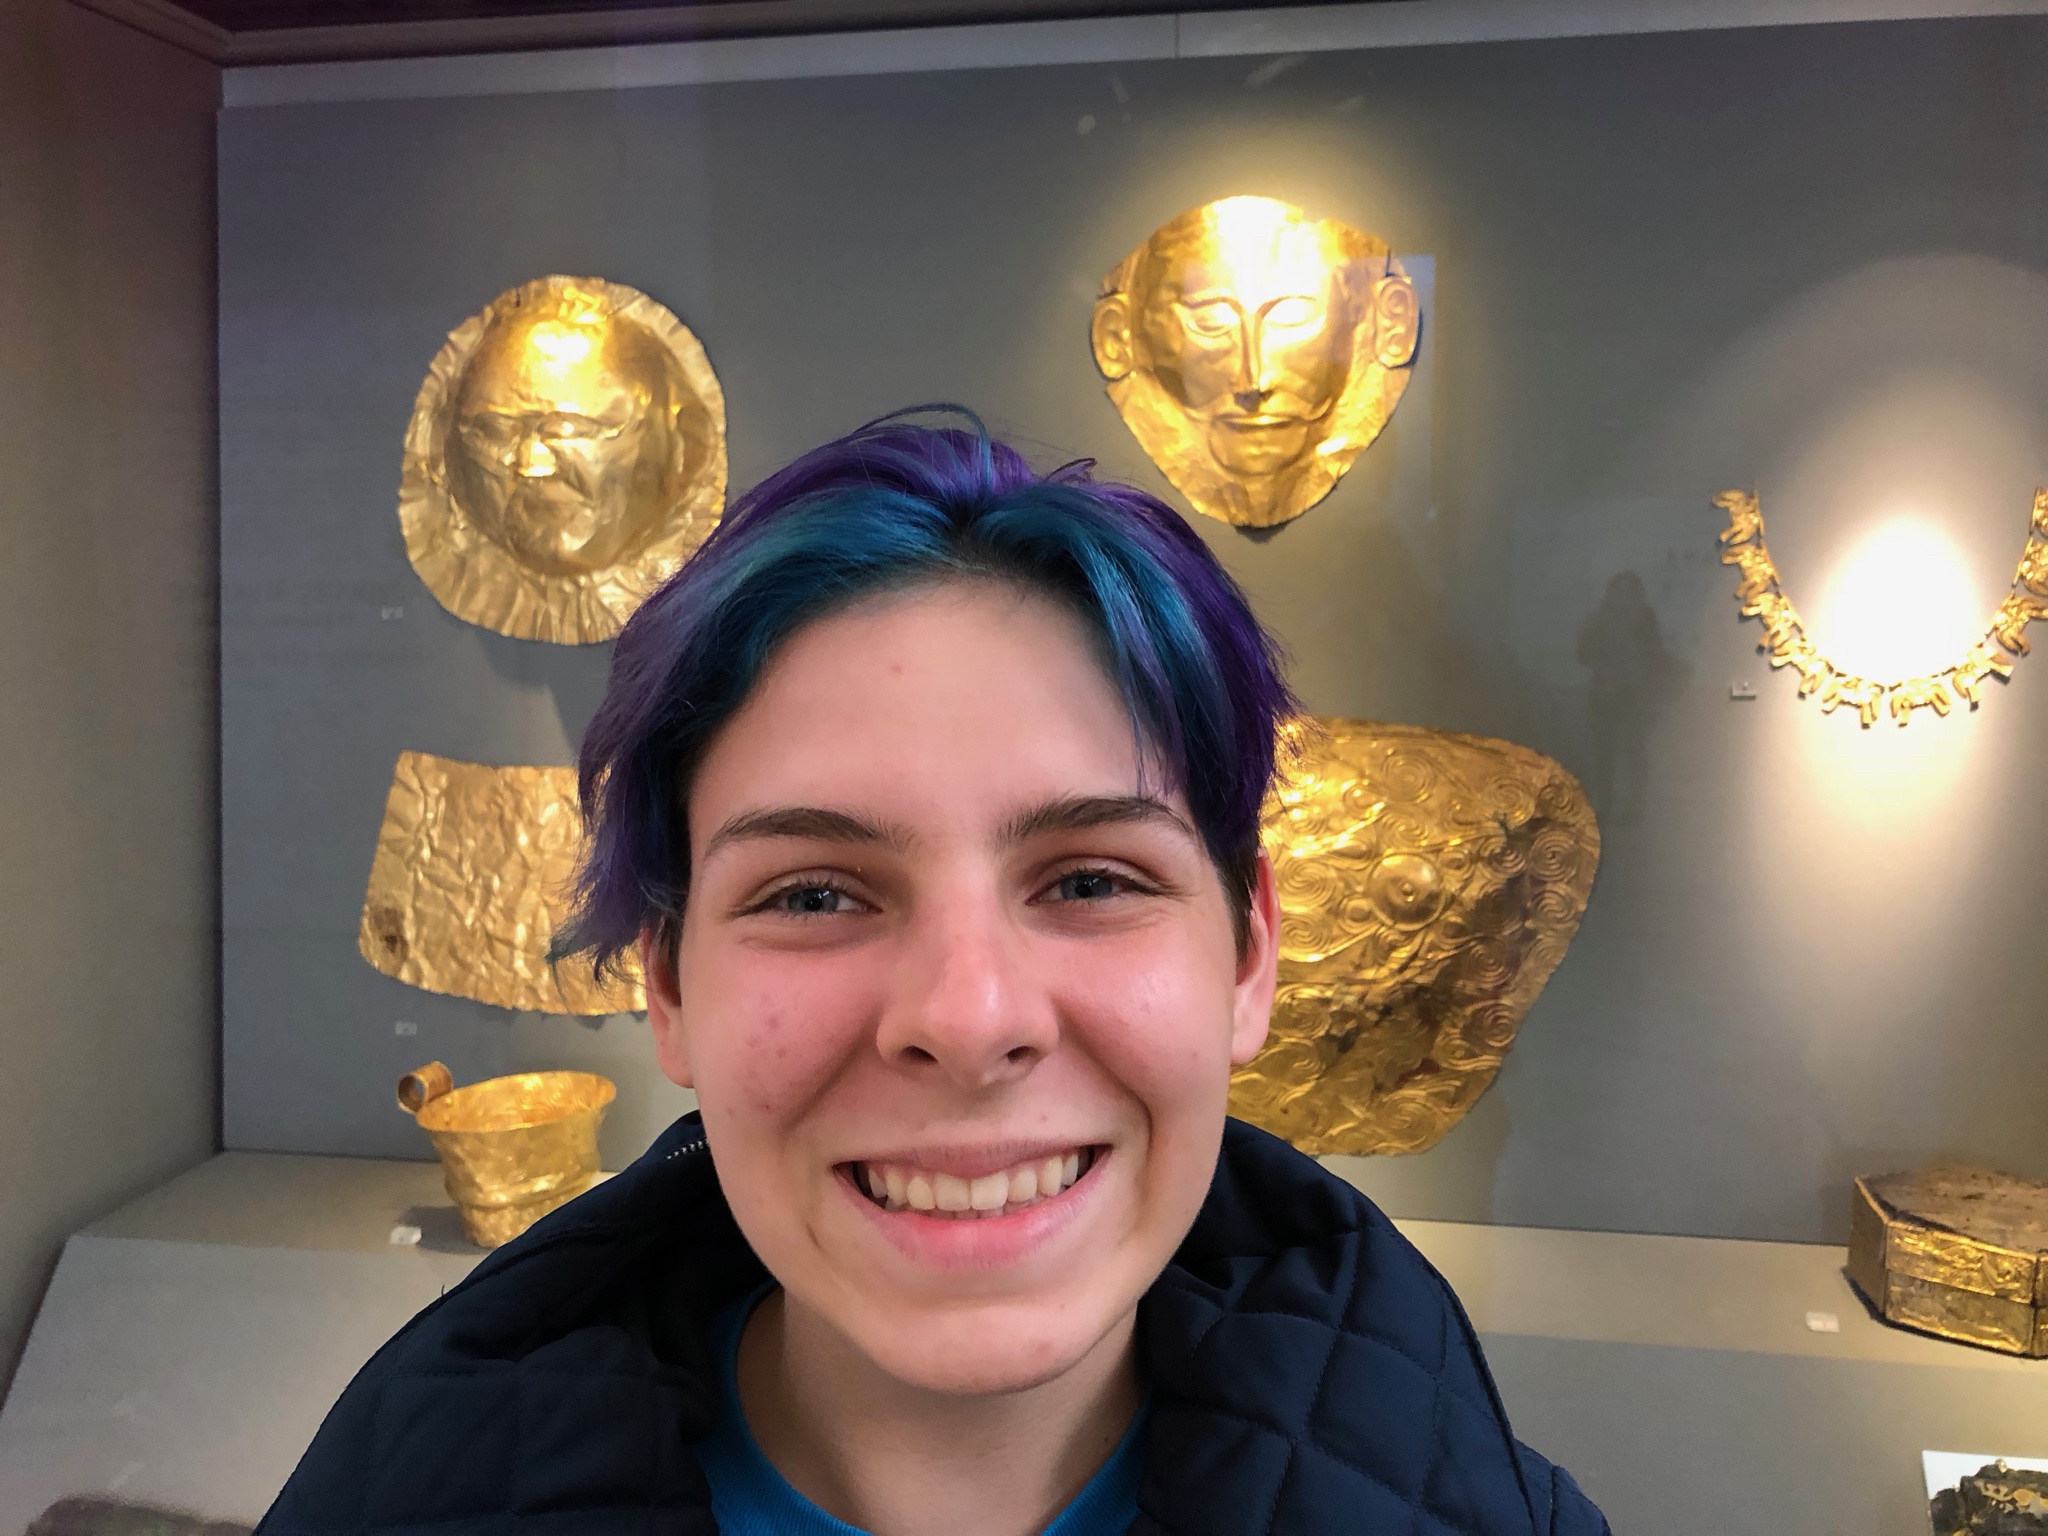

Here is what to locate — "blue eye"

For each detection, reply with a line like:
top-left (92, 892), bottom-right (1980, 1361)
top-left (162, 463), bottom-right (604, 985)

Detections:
top-left (777, 884), bottom-right (850, 915)
top-left (1056, 871), bottom-right (1120, 902)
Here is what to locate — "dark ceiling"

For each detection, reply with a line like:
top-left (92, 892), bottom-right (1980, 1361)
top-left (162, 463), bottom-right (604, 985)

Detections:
top-left (80, 0), bottom-right (1372, 63)
top-left (176, 0), bottom-right (1269, 23)
top-left (177, 0), bottom-right (1188, 26)
top-left (179, 0), bottom-right (793, 20)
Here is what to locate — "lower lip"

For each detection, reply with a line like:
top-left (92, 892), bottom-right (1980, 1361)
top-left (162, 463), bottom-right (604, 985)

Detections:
top-left (839, 1155), bottom-right (1104, 1271)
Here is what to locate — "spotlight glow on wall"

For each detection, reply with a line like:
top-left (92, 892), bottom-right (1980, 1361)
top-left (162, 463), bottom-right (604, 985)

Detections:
top-left (1809, 520), bottom-right (1984, 684)
top-left (1718, 489), bottom-right (2048, 726)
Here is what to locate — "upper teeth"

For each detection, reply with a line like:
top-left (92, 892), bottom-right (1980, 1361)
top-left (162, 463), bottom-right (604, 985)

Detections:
top-left (861, 1150), bottom-right (1088, 1217)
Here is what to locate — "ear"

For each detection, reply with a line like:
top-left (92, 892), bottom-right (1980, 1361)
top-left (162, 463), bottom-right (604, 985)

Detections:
top-left (1369, 274), bottom-right (1420, 369)
top-left (1229, 849), bottom-right (1280, 1067)
top-left (1091, 292), bottom-right (1137, 381)
top-left (640, 926), bottom-right (696, 1089)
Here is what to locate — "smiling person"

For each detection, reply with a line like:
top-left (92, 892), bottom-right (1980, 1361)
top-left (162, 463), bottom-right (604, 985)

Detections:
top-left (259, 413), bottom-right (1608, 1535)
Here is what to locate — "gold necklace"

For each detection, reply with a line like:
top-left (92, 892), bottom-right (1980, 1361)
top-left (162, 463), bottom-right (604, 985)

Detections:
top-left (1717, 488), bottom-right (2048, 726)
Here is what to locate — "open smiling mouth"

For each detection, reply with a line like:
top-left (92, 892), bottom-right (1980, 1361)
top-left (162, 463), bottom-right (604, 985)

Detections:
top-left (845, 1148), bottom-right (1103, 1219)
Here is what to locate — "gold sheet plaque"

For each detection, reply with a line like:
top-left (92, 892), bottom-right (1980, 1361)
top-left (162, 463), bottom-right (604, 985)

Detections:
top-left (1092, 196), bottom-right (1420, 529)
top-left (1848, 1166), bottom-right (2048, 1356)
top-left (400, 275), bottom-right (726, 643)
top-left (1230, 720), bottom-right (1601, 1155)
top-left (359, 751), bottom-right (643, 1014)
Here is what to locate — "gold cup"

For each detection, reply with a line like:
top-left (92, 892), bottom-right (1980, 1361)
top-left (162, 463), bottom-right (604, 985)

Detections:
top-left (397, 1061), bottom-right (616, 1248)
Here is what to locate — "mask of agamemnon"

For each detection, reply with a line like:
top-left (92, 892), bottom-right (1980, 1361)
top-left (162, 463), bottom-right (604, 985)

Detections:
top-left (1230, 719), bottom-right (1600, 1155)
top-left (359, 751), bottom-right (644, 1015)
top-left (1092, 197), bottom-right (1420, 530)
top-left (400, 275), bottom-right (726, 643)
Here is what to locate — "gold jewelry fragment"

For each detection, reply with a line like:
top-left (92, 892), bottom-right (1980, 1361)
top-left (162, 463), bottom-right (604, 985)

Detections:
top-left (1230, 719), bottom-right (1601, 1156)
top-left (1718, 488), bottom-right (2048, 726)
top-left (1092, 197), bottom-right (1420, 529)
top-left (400, 275), bottom-right (726, 644)
top-left (358, 751), bottom-right (643, 1014)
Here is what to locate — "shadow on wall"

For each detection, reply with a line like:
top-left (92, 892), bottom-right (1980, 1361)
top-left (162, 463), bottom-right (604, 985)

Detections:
top-left (473, 626), bottom-right (614, 761)
top-left (27, 1498), bottom-right (250, 1536)
top-left (1237, 462), bottom-right (1569, 758)
top-left (1576, 570), bottom-right (1685, 827)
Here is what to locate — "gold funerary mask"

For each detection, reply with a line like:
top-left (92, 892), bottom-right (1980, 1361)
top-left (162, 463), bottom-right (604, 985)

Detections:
top-left (359, 751), bottom-right (644, 1015)
top-left (1231, 719), bottom-right (1600, 1155)
top-left (400, 275), bottom-right (726, 643)
top-left (1092, 197), bottom-right (1420, 529)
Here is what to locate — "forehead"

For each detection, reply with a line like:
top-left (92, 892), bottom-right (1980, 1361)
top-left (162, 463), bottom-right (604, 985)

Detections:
top-left (688, 582), bottom-right (1176, 838)
top-left (459, 312), bottom-right (647, 409)
top-left (1144, 216), bottom-right (1341, 306)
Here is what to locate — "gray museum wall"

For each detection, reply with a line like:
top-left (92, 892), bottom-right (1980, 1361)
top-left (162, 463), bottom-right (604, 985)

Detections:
top-left (0, 4), bottom-right (221, 1395)
top-left (219, 15), bottom-right (2048, 1244)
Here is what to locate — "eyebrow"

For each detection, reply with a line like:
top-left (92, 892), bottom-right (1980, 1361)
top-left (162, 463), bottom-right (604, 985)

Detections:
top-left (1001, 794), bottom-right (1196, 847)
top-left (700, 806), bottom-right (912, 861)
top-left (699, 795), bottom-right (1195, 862)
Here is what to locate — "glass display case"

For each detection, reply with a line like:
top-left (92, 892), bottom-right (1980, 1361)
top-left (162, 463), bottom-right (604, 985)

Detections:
top-left (4, 2), bottom-right (2048, 1532)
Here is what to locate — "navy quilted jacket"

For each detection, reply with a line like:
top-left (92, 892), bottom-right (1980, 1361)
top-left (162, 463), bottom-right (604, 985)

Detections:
top-left (260, 1115), bottom-right (1609, 1535)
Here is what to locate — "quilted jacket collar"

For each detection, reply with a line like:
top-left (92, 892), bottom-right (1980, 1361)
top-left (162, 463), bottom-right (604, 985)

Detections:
top-left (260, 1114), bottom-right (1607, 1535)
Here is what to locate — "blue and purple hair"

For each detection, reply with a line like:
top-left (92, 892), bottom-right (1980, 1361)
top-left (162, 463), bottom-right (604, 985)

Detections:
top-left (554, 409), bottom-right (1295, 980)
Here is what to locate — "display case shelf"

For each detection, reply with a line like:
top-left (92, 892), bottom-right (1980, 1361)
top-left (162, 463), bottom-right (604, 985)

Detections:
top-left (1, 1152), bottom-right (2044, 1533)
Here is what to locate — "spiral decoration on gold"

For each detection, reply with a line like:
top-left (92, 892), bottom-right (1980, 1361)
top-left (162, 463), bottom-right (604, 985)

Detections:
top-left (1228, 719), bottom-right (1602, 1156)
top-left (1718, 488), bottom-right (2048, 726)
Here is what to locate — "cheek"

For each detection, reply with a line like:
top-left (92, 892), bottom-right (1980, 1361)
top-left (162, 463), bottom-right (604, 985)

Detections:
top-left (1174, 337), bottom-right (1240, 388)
top-left (682, 952), bottom-right (880, 1130)
top-left (1144, 316), bottom-right (1223, 384)
top-left (555, 445), bottom-right (621, 501)
top-left (450, 450), bottom-right (510, 512)
top-left (1055, 936), bottom-right (1239, 1120)
top-left (1271, 332), bottom-right (1345, 388)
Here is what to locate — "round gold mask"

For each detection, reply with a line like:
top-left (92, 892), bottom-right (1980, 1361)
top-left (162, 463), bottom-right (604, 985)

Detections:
top-left (400, 275), bottom-right (726, 643)
top-left (1092, 197), bottom-right (1420, 529)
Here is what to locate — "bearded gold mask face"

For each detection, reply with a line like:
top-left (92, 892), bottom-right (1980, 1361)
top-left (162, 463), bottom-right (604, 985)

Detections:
top-left (401, 276), bottom-right (726, 643)
top-left (451, 314), bottom-right (663, 578)
top-left (1092, 197), bottom-right (1420, 529)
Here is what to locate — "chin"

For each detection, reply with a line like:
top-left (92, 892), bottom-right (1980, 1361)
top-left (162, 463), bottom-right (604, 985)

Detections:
top-left (849, 1300), bottom-right (1121, 1397)
top-left (1205, 419), bottom-right (1313, 477)
top-left (502, 523), bottom-right (609, 575)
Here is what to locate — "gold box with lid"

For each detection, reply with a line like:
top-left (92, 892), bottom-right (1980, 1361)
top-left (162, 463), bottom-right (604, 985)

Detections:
top-left (1846, 1166), bottom-right (2048, 1357)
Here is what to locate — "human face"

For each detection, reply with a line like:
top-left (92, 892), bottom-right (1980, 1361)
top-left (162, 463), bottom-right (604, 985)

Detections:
top-left (1137, 205), bottom-right (1355, 479)
top-left (645, 582), bottom-right (1277, 1397)
top-left (450, 315), bottom-right (667, 576)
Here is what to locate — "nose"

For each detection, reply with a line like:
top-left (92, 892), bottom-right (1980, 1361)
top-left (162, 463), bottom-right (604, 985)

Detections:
top-left (514, 431), bottom-right (557, 478)
top-left (1232, 318), bottom-right (1272, 412)
top-left (874, 892), bottom-right (1058, 1092)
